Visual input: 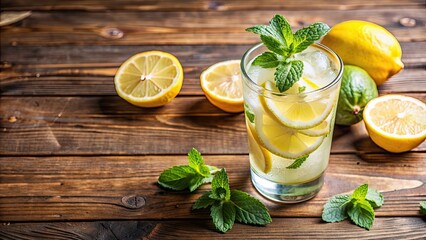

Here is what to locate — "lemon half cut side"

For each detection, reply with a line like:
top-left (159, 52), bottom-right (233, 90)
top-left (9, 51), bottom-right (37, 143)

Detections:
top-left (114, 51), bottom-right (183, 107)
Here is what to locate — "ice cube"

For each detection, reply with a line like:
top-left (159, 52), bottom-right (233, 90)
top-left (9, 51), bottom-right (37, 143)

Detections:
top-left (247, 65), bottom-right (275, 86)
top-left (296, 49), bottom-right (332, 79)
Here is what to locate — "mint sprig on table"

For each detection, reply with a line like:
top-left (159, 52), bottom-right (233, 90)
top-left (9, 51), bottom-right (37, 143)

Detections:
top-left (322, 184), bottom-right (384, 230)
top-left (420, 201), bottom-right (426, 214)
top-left (246, 14), bottom-right (330, 92)
top-left (158, 148), bottom-right (272, 233)
top-left (193, 169), bottom-right (272, 233)
top-left (158, 148), bottom-right (219, 192)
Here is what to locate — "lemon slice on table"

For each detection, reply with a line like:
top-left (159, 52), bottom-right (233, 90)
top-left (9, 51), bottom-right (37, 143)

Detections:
top-left (114, 51), bottom-right (183, 107)
top-left (363, 95), bottom-right (426, 153)
top-left (247, 123), bottom-right (272, 174)
top-left (262, 80), bottom-right (337, 130)
top-left (254, 108), bottom-right (325, 159)
top-left (200, 60), bottom-right (244, 113)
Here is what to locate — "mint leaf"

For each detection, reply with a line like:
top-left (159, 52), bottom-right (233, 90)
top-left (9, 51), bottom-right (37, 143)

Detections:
top-left (298, 86), bottom-right (306, 93)
top-left (292, 22), bottom-right (330, 53)
top-left (210, 169), bottom-right (230, 201)
top-left (420, 201), bottom-right (426, 214)
top-left (211, 201), bottom-right (236, 233)
top-left (286, 155), bottom-right (309, 169)
top-left (348, 199), bottom-right (375, 230)
top-left (246, 19), bottom-right (289, 56)
top-left (366, 188), bottom-right (384, 208)
top-left (270, 14), bottom-right (293, 48)
top-left (275, 60), bottom-right (303, 92)
top-left (252, 52), bottom-right (281, 68)
top-left (230, 190), bottom-right (272, 225)
top-left (351, 184), bottom-right (368, 200)
top-left (245, 107), bottom-right (255, 124)
top-left (322, 194), bottom-right (351, 223)
top-left (158, 165), bottom-right (199, 191)
top-left (188, 148), bottom-right (211, 177)
top-left (193, 191), bottom-right (216, 209)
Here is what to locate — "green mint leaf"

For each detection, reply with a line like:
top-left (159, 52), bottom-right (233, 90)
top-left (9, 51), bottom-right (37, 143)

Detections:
top-left (260, 35), bottom-right (288, 56)
top-left (420, 201), bottom-right (426, 214)
top-left (188, 174), bottom-right (206, 192)
top-left (270, 14), bottom-right (293, 48)
top-left (244, 105), bottom-right (255, 124)
top-left (252, 52), bottom-right (281, 68)
top-left (193, 191), bottom-right (216, 209)
top-left (322, 194), bottom-right (351, 223)
top-left (286, 155), bottom-right (309, 169)
top-left (211, 201), bottom-right (236, 233)
top-left (230, 190), bottom-right (272, 225)
top-left (188, 148), bottom-right (210, 177)
top-left (298, 86), bottom-right (306, 93)
top-left (351, 184), bottom-right (369, 200)
top-left (292, 22), bottom-right (330, 53)
top-left (365, 188), bottom-right (384, 208)
top-left (211, 169), bottom-right (230, 201)
top-left (275, 60), bottom-right (303, 92)
top-left (158, 165), bottom-right (200, 191)
top-left (348, 199), bottom-right (375, 230)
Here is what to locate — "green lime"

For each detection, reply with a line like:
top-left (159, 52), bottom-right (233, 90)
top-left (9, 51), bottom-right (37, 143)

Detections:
top-left (336, 65), bottom-right (378, 125)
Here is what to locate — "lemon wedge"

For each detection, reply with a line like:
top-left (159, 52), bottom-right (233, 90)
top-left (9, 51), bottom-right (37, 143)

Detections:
top-left (254, 108), bottom-right (325, 159)
top-left (200, 60), bottom-right (244, 113)
top-left (262, 81), bottom-right (337, 130)
top-left (114, 51), bottom-right (183, 107)
top-left (363, 95), bottom-right (426, 152)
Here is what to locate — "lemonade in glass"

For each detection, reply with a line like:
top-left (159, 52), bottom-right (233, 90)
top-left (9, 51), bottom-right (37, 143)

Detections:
top-left (241, 42), bottom-right (343, 202)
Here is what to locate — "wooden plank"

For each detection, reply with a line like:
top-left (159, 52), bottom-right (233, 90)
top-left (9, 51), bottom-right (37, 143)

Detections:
top-left (0, 153), bottom-right (424, 221)
top-left (1, 43), bottom-right (425, 96)
top-left (1, 9), bottom-right (425, 46)
top-left (0, 218), bottom-right (425, 239)
top-left (1, 0), bottom-right (424, 11)
top-left (1, 95), bottom-right (425, 155)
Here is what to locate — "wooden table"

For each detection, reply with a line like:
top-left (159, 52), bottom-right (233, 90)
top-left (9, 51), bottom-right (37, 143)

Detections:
top-left (1, 1), bottom-right (425, 239)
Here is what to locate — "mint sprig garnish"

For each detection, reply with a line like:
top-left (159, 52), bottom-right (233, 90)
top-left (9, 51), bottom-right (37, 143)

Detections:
top-left (158, 148), bottom-right (218, 192)
top-left (193, 169), bottom-right (272, 233)
top-left (159, 148), bottom-right (271, 233)
top-left (322, 184), bottom-right (384, 230)
top-left (246, 14), bottom-right (330, 92)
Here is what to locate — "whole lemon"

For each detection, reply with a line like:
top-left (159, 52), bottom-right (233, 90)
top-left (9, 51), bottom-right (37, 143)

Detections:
top-left (321, 20), bottom-right (404, 85)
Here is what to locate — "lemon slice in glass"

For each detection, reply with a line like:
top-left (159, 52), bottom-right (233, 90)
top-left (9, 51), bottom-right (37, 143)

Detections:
top-left (114, 51), bottom-right (183, 107)
top-left (363, 95), bottom-right (426, 153)
top-left (247, 123), bottom-right (272, 173)
top-left (254, 108), bottom-right (325, 159)
top-left (263, 80), bottom-right (337, 130)
top-left (200, 60), bottom-right (244, 113)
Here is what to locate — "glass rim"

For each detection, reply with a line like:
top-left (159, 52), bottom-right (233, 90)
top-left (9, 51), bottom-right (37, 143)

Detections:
top-left (240, 42), bottom-right (344, 96)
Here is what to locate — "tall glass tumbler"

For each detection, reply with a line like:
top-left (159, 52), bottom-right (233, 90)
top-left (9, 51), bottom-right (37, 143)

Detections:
top-left (241, 43), bottom-right (343, 203)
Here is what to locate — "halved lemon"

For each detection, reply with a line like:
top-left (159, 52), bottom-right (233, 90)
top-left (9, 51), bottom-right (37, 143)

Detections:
top-left (200, 60), bottom-right (244, 113)
top-left (363, 95), bottom-right (426, 153)
top-left (114, 51), bottom-right (183, 107)
top-left (263, 81), bottom-right (337, 130)
top-left (247, 123), bottom-right (272, 173)
top-left (254, 109), bottom-right (325, 159)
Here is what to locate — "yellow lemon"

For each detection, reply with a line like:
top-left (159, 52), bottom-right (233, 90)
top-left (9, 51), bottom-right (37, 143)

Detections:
top-left (200, 60), bottom-right (244, 113)
top-left (321, 20), bottom-right (403, 85)
top-left (247, 123), bottom-right (272, 174)
top-left (114, 51), bottom-right (183, 107)
top-left (363, 95), bottom-right (426, 153)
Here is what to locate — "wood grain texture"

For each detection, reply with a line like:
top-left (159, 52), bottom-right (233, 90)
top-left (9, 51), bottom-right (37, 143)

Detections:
top-left (1, 95), bottom-right (425, 155)
top-left (0, 154), bottom-right (424, 221)
top-left (1, 43), bottom-right (425, 96)
top-left (1, 9), bottom-right (425, 46)
top-left (2, 0), bottom-right (425, 11)
top-left (1, 218), bottom-right (425, 240)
